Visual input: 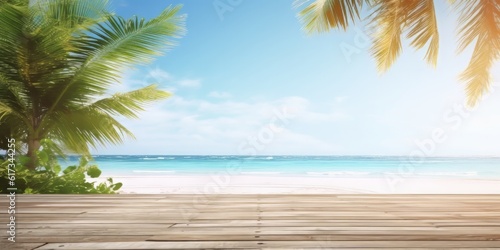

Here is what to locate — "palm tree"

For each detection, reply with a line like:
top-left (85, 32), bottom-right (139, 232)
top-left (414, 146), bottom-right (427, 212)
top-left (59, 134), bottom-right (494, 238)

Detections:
top-left (297, 0), bottom-right (500, 106)
top-left (0, 0), bottom-right (185, 169)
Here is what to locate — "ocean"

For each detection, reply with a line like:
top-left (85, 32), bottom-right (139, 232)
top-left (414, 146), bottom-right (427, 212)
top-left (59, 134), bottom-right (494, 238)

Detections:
top-left (61, 155), bottom-right (500, 179)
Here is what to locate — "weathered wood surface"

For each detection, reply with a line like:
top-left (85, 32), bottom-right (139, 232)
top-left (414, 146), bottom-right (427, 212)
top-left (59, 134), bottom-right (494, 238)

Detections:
top-left (1, 194), bottom-right (500, 249)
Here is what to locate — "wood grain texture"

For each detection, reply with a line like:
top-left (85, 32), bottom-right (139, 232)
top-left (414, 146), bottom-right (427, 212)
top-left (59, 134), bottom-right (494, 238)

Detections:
top-left (1, 194), bottom-right (500, 249)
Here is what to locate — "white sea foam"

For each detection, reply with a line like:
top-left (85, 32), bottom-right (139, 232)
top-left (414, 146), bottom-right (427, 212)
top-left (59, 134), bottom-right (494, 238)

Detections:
top-left (241, 172), bottom-right (281, 175)
top-left (209, 156), bottom-right (228, 159)
top-left (142, 157), bottom-right (169, 160)
top-left (306, 171), bottom-right (371, 176)
top-left (381, 171), bottom-right (478, 177)
top-left (416, 171), bottom-right (477, 177)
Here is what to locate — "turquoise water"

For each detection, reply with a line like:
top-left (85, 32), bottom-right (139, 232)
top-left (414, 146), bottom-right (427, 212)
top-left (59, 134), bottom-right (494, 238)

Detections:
top-left (61, 155), bottom-right (500, 179)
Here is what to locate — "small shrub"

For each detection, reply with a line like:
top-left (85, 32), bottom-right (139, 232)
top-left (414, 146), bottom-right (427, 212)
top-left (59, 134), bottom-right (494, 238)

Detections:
top-left (0, 140), bottom-right (122, 194)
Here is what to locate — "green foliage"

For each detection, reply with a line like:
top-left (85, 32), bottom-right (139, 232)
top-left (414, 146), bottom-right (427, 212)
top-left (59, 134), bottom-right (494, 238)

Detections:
top-left (0, 0), bottom-right (181, 190)
top-left (0, 0), bottom-right (183, 162)
top-left (0, 141), bottom-right (122, 194)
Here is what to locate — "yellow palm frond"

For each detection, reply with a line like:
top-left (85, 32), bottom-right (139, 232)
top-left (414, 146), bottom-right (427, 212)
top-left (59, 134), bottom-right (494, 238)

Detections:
top-left (454, 0), bottom-right (500, 106)
top-left (297, 0), bottom-right (499, 106)
top-left (297, 0), bottom-right (365, 33)
top-left (405, 0), bottom-right (439, 66)
top-left (369, 0), bottom-right (406, 72)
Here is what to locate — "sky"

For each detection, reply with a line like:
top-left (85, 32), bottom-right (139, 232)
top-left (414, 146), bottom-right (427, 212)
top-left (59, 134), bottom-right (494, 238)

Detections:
top-left (95, 0), bottom-right (500, 156)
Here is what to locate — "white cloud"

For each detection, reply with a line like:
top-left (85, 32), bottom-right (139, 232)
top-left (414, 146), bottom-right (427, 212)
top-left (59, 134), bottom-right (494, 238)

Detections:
top-left (106, 68), bottom-right (204, 98)
top-left (266, 130), bottom-right (341, 155)
top-left (209, 91), bottom-right (232, 99)
top-left (177, 79), bottom-right (201, 88)
top-left (116, 0), bottom-right (129, 7)
top-left (95, 95), bottom-right (346, 155)
top-left (147, 68), bottom-right (172, 82)
top-left (335, 96), bottom-right (349, 103)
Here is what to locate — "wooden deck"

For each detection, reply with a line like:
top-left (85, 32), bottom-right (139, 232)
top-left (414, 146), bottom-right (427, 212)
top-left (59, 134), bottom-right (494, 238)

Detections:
top-left (2, 194), bottom-right (500, 249)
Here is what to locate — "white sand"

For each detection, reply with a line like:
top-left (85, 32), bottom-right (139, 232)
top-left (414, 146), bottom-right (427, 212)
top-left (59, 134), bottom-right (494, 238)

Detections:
top-left (96, 174), bottom-right (500, 194)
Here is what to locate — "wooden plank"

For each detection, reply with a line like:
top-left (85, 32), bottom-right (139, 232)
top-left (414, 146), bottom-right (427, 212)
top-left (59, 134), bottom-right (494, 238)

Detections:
top-left (36, 241), bottom-right (500, 249)
top-left (16, 223), bottom-right (175, 229)
top-left (146, 234), bottom-right (500, 241)
top-left (4, 194), bottom-right (500, 249)
top-left (0, 243), bottom-right (47, 250)
top-left (1, 236), bottom-right (151, 243)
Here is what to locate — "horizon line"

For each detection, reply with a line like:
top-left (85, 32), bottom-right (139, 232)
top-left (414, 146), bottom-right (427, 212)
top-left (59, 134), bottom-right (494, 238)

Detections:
top-left (77, 154), bottom-right (500, 158)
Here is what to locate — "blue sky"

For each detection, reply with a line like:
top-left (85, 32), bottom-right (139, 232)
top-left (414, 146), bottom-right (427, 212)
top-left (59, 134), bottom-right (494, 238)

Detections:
top-left (96, 0), bottom-right (500, 156)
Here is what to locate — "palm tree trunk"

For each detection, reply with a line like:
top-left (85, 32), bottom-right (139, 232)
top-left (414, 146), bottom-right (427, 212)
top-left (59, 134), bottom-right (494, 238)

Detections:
top-left (26, 138), bottom-right (40, 170)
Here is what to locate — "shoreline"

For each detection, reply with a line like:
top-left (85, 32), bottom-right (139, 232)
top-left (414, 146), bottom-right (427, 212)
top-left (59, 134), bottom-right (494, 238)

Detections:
top-left (93, 174), bottom-right (500, 194)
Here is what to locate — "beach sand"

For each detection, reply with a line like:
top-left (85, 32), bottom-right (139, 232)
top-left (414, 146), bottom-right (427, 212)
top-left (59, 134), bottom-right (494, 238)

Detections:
top-left (96, 174), bottom-right (500, 194)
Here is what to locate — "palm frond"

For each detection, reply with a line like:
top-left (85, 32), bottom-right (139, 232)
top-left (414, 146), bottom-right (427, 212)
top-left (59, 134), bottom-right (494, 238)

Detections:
top-left (42, 5), bottom-right (185, 124)
top-left (297, 0), bottom-right (365, 33)
top-left (0, 1), bottom-right (25, 39)
top-left (0, 0), bottom-right (75, 92)
top-left (49, 109), bottom-right (135, 154)
top-left (369, 0), bottom-right (439, 72)
top-left (0, 0), bottom-right (184, 165)
top-left (87, 84), bottom-right (171, 119)
top-left (369, 0), bottom-right (406, 72)
top-left (30, 0), bottom-right (110, 32)
top-left (0, 82), bottom-right (28, 123)
top-left (83, 5), bottom-right (185, 67)
top-left (0, 102), bottom-right (12, 120)
top-left (454, 0), bottom-right (500, 106)
top-left (0, 0), bottom-right (28, 5)
top-left (405, 0), bottom-right (439, 66)
top-left (0, 2), bottom-right (27, 72)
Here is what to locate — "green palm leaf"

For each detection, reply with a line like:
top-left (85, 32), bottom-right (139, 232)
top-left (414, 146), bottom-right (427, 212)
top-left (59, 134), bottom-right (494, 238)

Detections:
top-left (43, 5), bottom-right (185, 126)
top-left (0, 2), bottom-right (27, 83)
top-left (32, 0), bottom-right (110, 31)
top-left (50, 108), bottom-right (135, 154)
top-left (0, 0), bottom-right (185, 168)
top-left (89, 84), bottom-right (171, 119)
